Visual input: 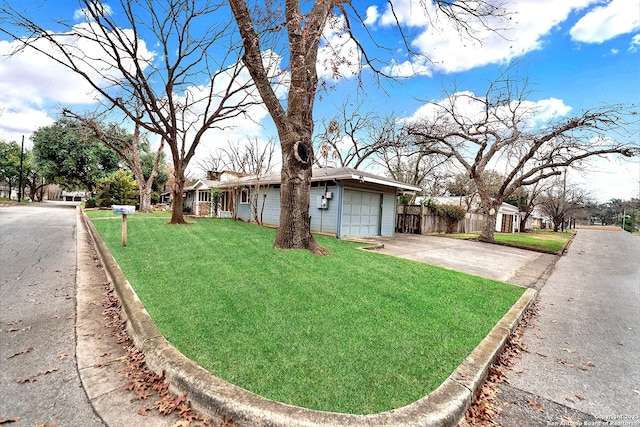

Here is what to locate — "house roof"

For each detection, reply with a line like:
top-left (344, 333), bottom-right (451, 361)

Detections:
top-left (186, 167), bottom-right (422, 192)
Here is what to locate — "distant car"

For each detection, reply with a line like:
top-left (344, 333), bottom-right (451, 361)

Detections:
top-left (593, 220), bottom-right (602, 226)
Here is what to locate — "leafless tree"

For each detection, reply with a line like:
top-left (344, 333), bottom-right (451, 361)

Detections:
top-left (228, 0), bottom-right (511, 254)
top-left (63, 109), bottom-right (164, 212)
top-left (313, 100), bottom-right (390, 170)
top-left (219, 138), bottom-right (277, 176)
top-left (1, 0), bottom-right (259, 223)
top-left (538, 177), bottom-right (588, 232)
top-left (222, 138), bottom-right (276, 225)
top-left (406, 71), bottom-right (639, 242)
top-left (512, 179), bottom-right (551, 232)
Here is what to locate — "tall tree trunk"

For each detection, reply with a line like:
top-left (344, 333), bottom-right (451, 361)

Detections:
top-left (229, 0), bottom-right (332, 255)
top-left (479, 211), bottom-right (498, 242)
top-left (478, 198), bottom-right (501, 242)
top-left (169, 163), bottom-right (186, 224)
top-left (139, 184), bottom-right (153, 213)
top-left (519, 212), bottom-right (530, 233)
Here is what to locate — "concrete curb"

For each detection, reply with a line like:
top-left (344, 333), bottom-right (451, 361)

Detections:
top-left (82, 211), bottom-right (537, 426)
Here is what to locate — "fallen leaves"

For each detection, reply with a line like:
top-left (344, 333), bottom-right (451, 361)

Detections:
top-left (17, 368), bottom-right (59, 383)
top-left (59, 352), bottom-right (69, 361)
top-left (463, 301), bottom-right (541, 426)
top-left (526, 399), bottom-right (544, 412)
top-left (580, 360), bottom-right (594, 371)
top-left (556, 357), bottom-right (574, 368)
top-left (6, 347), bottom-right (32, 359)
top-left (101, 281), bottom-right (222, 426)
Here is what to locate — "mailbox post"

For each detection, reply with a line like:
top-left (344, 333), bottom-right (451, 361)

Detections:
top-left (112, 205), bottom-right (136, 246)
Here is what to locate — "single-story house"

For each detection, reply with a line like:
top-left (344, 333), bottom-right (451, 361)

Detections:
top-left (184, 167), bottom-right (421, 239)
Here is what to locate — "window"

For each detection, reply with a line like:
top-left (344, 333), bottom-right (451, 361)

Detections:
top-left (240, 189), bottom-right (249, 204)
top-left (198, 191), bottom-right (211, 202)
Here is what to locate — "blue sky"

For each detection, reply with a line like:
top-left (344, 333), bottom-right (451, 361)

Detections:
top-left (1, 0), bottom-right (639, 202)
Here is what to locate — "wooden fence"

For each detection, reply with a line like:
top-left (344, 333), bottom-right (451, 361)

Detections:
top-left (396, 205), bottom-right (485, 234)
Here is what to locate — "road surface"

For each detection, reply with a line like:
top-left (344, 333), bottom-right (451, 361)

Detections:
top-left (0, 204), bottom-right (104, 427)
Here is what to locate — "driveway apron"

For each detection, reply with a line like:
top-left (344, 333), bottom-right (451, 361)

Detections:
top-left (0, 204), bottom-right (104, 427)
top-left (365, 233), bottom-right (557, 288)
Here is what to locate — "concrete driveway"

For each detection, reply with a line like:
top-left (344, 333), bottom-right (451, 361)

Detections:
top-left (360, 233), bottom-right (559, 288)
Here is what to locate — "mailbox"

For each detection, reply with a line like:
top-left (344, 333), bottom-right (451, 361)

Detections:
top-left (112, 205), bottom-right (136, 215)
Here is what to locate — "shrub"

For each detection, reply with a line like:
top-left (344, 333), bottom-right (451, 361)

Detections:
top-left (95, 169), bottom-right (139, 208)
top-left (436, 204), bottom-right (467, 233)
top-left (85, 197), bottom-right (97, 208)
top-left (398, 194), bottom-right (411, 205)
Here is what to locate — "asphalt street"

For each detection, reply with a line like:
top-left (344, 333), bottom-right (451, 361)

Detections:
top-left (494, 228), bottom-right (640, 426)
top-left (0, 204), bottom-right (104, 427)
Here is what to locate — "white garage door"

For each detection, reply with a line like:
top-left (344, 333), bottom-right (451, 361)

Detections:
top-left (341, 190), bottom-right (381, 237)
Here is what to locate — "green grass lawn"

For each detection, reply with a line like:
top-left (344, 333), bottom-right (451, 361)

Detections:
top-left (87, 210), bottom-right (525, 414)
top-left (443, 229), bottom-right (573, 254)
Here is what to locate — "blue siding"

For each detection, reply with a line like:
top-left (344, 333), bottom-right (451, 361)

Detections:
top-left (237, 182), bottom-right (397, 239)
top-left (310, 185), bottom-right (338, 234)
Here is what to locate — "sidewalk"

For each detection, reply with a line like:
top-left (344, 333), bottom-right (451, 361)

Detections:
top-left (494, 229), bottom-right (640, 426)
top-left (75, 208), bottom-right (185, 427)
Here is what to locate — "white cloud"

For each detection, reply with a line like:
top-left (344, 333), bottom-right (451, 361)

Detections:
top-left (629, 34), bottom-right (640, 52)
top-left (405, 91), bottom-right (572, 135)
top-left (73, 3), bottom-right (114, 21)
top-left (317, 15), bottom-right (361, 80)
top-left (0, 21), bottom-right (156, 144)
top-left (570, 0), bottom-right (640, 43)
top-left (364, 6), bottom-right (380, 27)
top-left (568, 156), bottom-right (640, 202)
top-left (370, 1), bottom-right (611, 74)
top-left (381, 57), bottom-right (433, 78)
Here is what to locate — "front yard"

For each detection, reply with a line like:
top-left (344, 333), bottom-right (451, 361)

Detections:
top-left (87, 210), bottom-right (525, 414)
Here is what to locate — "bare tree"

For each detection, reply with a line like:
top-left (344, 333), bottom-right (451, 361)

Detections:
top-left (313, 100), bottom-right (390, 169)
top-left (1, 0), bottom-right (259, 223)
top-left (538, 177), bottom-right (588, 232)
top-left (63, 109), bottom-right (164, 212)
top-left (221, 138), bottom-right (276, 225)
top-left (406, 71), bottom-right (639, 242)
top-left (228, 0), bottom-right (510, 254)
top-left (512, 179), bottom-right (550, 232)
top-left (219, 138), bottom-right (277, 175)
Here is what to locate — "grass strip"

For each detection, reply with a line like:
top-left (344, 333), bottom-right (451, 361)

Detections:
top-left (87, 210), bottom-right (525, 414)
top-left (443, 230), bottom-right (573, 254)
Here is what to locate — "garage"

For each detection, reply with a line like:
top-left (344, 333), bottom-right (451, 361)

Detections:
top-left (341, 190), bottom-right (382, 237)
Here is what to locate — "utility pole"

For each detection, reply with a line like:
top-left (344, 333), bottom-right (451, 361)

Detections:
top-left (18, 135), bottom-right (24, 203)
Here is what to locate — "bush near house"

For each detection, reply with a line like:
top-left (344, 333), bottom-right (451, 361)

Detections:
top-left (436, 204), bottom-right (467, 233)
top-left (95, 169), bottom-right (139, 208)
top-left (421, 198), bottom-right (467, 233)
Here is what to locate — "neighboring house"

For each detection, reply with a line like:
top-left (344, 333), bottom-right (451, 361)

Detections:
top-left (61, 190), bottom-right (90, 202)
top-left (495, 202), bottom-right (521, 233)
top-left (525, 208), bottom-right (548, 230)
top-left (184, 167), bottom-right (421, 239)
top-left (0, 183), bottom-right (16, 199)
